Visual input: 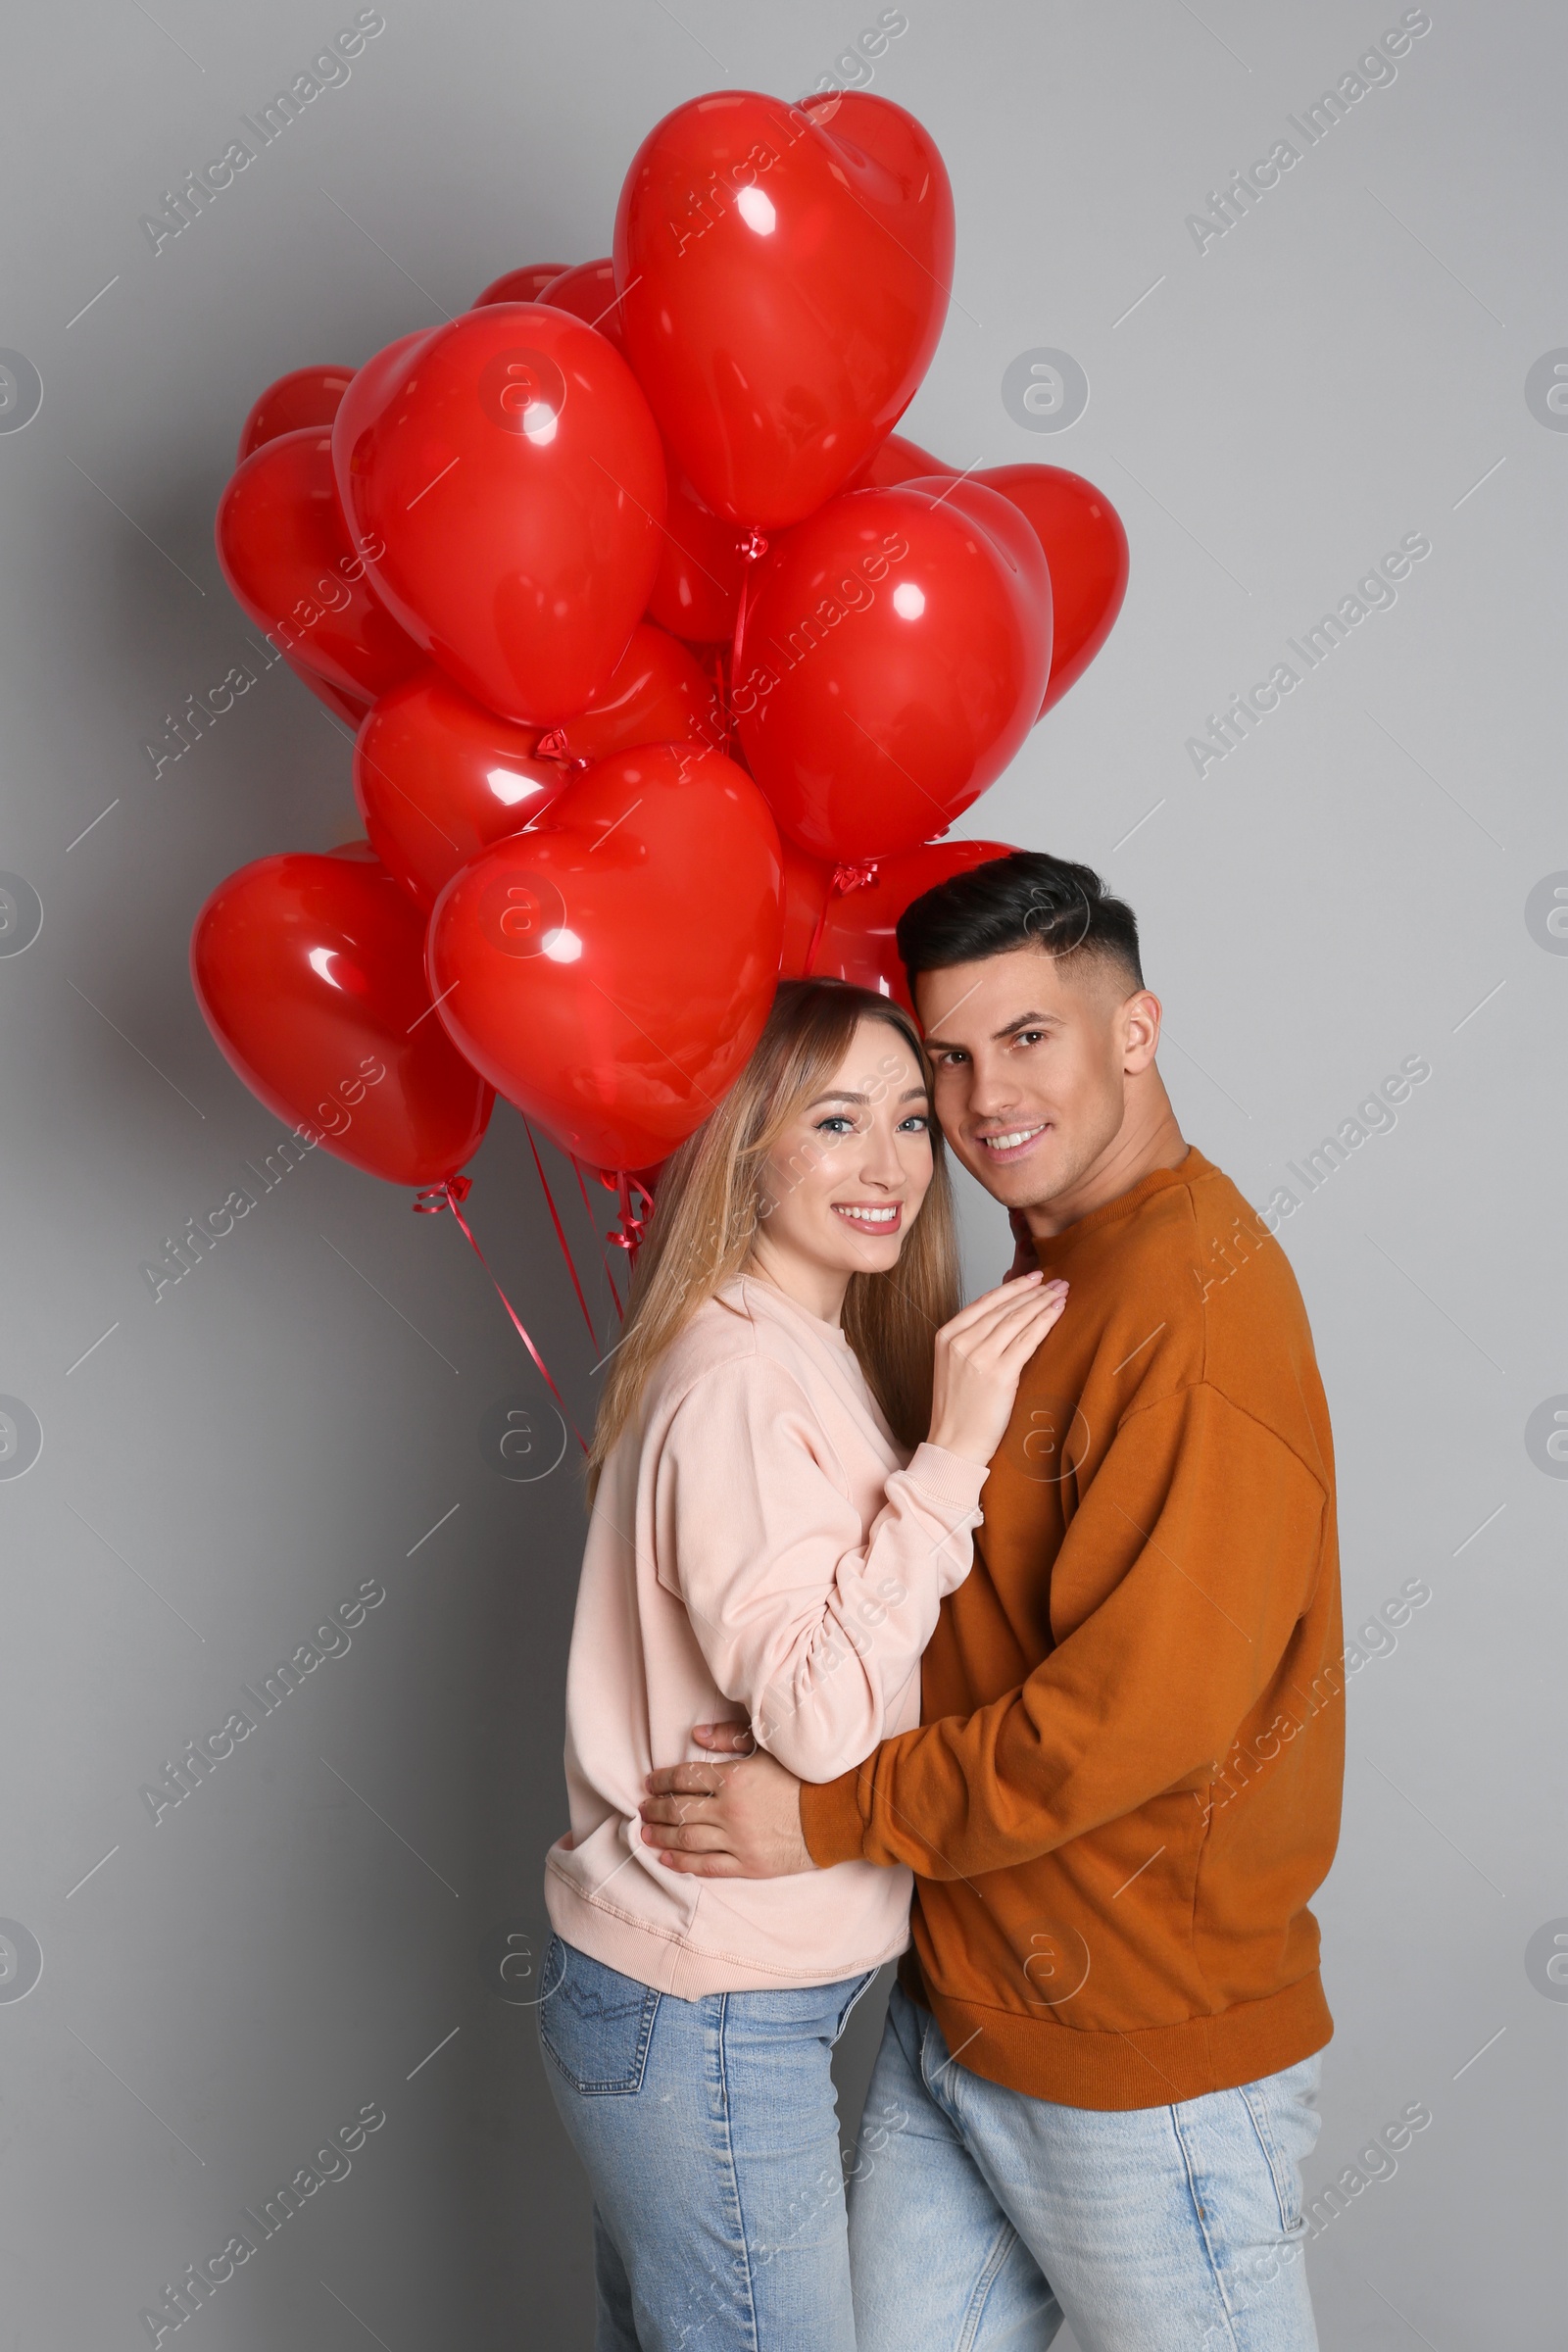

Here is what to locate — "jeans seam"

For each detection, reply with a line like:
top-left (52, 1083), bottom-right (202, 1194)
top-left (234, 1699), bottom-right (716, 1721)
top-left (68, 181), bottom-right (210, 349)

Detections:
top-left (956, 2219), bottom-right (1022, 2352)
top-left (831, 1967), bottom-right (879, 2045)
top-left (710, 1992), bottom-right (761, 2352)
top-left (1168, 2102), bottom-right (1244, 2350)
top-left (909, 2002), bottom-right (1026, 2352)
top-left (1237, 2079), bottom-right (1297, 2234)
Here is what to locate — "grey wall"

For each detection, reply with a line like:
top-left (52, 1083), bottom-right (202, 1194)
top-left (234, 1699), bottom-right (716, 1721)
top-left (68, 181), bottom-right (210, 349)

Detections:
top-left (0, 2), bottom-right (1560, 2343)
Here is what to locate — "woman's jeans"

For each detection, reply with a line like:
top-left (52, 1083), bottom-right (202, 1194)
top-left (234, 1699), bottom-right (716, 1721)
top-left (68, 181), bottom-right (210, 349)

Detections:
top-left (538, 1934), bottom-right (876, 2352)
top-left (848, 1982), bottom-right (1324, 2351)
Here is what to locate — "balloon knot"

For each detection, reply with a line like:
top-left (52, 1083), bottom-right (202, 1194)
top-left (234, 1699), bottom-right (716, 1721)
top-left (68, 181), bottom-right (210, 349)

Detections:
top-left (412, 1174), bottom-right (473, 1214)
top-left (608, 1171), bottom-right (656, 1257)
top-left (831, 860), bottom-right (880, 896)
top-left (738, 529), bottom-right (769, 563)
top-left (535, 727), bottom-right (569, 757)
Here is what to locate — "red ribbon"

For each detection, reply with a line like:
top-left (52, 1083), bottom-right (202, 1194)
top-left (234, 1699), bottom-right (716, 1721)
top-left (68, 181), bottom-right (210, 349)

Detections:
top-left (803, 859), bottom-right (881, 977)
top-left (533, 727), bottom-right (591, 773)
top-left (604, 1169), bottom-right (656, 1261)
top-left (572, 1155), bottom-right (626, 1322)
top-left (523, 1118), bottom-right (599, 1348)
top-left (727, 527), bottom-right (770, 753)
top-left (414, 1176), bottom-right (587, 1451)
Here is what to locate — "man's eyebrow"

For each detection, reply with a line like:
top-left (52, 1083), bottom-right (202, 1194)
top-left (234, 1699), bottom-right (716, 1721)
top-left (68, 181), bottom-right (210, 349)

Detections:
top-left (924, 1010), bottom-right (1056, 1050)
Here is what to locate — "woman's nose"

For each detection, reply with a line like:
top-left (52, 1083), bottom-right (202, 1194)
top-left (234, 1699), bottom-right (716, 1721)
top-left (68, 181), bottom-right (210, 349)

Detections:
top-left (855, 1124), bottom-right (906, 1187)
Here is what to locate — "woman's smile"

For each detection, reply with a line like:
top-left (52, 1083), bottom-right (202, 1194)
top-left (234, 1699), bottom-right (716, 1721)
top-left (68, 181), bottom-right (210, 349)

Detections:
top-left (831, 1200), bottom-right (904, 1231)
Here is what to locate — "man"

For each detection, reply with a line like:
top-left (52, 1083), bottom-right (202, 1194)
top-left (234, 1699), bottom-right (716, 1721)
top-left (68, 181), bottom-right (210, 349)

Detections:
top-left (639, 851), bottom-right (1344, 2350)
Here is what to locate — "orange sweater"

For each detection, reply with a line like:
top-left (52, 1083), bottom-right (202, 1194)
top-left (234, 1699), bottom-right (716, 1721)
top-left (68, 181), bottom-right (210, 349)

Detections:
top-left (800, 1149), bottom-right (1344, 2110)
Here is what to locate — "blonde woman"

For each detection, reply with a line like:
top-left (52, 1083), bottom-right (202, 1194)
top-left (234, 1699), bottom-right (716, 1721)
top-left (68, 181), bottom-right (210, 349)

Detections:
top-left (538, 977), bottom-right (1068, 2352)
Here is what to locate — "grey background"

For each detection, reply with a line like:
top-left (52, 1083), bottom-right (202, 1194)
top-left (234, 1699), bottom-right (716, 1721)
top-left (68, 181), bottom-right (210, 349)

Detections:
top-left (0, 1), bottom-right (1561, 2343)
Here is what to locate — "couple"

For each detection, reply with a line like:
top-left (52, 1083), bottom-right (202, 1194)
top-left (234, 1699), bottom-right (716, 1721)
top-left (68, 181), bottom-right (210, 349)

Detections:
top-left (538, 852), bottom-right (1343, 2351)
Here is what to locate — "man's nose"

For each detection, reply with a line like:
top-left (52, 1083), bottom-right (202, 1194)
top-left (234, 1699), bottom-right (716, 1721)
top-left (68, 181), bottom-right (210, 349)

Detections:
top-left (960, 1056), bottom-right (1020, 1119)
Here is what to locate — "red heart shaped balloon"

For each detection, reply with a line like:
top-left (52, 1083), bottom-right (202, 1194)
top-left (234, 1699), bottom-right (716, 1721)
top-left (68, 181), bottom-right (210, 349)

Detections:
top-left (975, 465), bottom-right (1129, 715)
top-left (216, 427), bottom-right (426, 705)
top-left (473, 263), bottom-right (571, 307)
top-left (427, 744), bottom-right (782, 1169)
top-left (237, 366), bottom-right (355, 464)
top-left (805, 839), bottom-right (1018, 1011)
top-left (648, 466), bottom-right (746, 644)
top-left (354, 670), bottom-right (571, 909)
top-left (735, 481), bottom-right (1052, 862)
top-left (538, 258), bottom-right (744, 645)
top-left (614, 90), bottom-right (954, 529)
top-left (539, 259), bottom-right (624, 344)
top-left (192, 852), bottom-right (493, 1187)
top-left (845, 432), bottom-right (956, 492)
top-left (283, 655), bottom-right (375, 732)
top-left (779, 841), bottom-right (833, 978)
top-left (332, 305), bottom-right (666, 727)
top-left (541, 621), bottom-right (724, 764)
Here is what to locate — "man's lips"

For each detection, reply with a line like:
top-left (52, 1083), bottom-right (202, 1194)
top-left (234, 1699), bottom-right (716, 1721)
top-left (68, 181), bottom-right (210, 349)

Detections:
top-left (831, 1201), bottom-right (903, 1231)
top-left (974, 1121), bottom-right (1049, 1163)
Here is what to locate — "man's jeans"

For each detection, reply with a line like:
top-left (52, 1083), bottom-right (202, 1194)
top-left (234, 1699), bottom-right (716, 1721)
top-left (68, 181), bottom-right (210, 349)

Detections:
top-left (849, 1983), bottom-right (1323, 2351)
top-left (538, 1934), bottom-right (877, 2352)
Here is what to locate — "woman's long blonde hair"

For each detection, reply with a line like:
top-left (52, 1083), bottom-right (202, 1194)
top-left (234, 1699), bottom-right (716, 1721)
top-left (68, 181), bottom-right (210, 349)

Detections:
top-left (586, 978), bottom-right (960, 1498)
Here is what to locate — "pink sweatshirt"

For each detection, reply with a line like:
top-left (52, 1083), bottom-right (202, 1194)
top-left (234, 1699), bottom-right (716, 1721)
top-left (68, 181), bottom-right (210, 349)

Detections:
top-left (544, 1274), bottom-right (988, 1996)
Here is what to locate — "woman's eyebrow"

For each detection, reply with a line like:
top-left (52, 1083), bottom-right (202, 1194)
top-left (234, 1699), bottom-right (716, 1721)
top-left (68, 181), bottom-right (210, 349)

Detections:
top-left (806, 1090), bottom-right (869, 1106)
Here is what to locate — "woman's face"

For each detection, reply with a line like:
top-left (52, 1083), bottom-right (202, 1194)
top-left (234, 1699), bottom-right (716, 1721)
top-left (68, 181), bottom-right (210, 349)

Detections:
top-left (755, 1017), bottom-right (935, 1283)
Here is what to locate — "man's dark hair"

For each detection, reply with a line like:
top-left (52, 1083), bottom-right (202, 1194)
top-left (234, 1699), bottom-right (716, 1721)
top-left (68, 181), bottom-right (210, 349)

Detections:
top-left (896, 851), bottom-right (1144, 992)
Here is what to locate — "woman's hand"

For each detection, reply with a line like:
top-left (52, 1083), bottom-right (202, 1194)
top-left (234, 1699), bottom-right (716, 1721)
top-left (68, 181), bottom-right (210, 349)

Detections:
top-left (926, 1271), bottom-right (1069, 1467)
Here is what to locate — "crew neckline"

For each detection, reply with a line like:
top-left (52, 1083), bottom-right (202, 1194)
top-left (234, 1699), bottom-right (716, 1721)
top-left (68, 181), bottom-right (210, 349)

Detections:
top-left (1030, 1146), bottom-right (1209, 1258)
top-left (732, 1268), bottom-right (853, 1345)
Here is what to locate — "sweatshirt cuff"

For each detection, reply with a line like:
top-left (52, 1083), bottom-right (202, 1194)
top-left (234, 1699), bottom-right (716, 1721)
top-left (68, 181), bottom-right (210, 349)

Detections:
top-left (800, 1766), bottom-right (869, 1869)
top-left (899, 1442), bottom-right (990, 1513)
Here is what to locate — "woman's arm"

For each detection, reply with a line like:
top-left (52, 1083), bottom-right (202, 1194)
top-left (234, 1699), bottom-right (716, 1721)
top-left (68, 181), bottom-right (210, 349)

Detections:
top-left (658, 1354), bottom-right (985, 1783)
top-left (660, 1276), bottom-right (1066, 1782)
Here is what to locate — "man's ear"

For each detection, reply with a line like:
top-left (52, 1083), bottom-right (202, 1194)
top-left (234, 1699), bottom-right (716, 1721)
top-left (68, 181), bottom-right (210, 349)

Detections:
top-left (1121, 989), bottom-right (1162, 1074)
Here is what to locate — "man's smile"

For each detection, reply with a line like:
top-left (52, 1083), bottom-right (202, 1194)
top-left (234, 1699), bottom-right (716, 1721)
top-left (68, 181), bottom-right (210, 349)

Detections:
top-left (975, 1121), bottom-right (1051, 1162)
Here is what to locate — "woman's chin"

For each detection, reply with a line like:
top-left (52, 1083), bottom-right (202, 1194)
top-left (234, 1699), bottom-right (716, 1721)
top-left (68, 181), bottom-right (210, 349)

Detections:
top-left (840, 1237), bottom-right (906, 1275)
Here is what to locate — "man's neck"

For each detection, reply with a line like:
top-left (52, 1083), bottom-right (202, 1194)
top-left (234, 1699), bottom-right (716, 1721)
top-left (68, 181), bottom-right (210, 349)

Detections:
top-left (1023, 1080), bottom-right (1189, 1240)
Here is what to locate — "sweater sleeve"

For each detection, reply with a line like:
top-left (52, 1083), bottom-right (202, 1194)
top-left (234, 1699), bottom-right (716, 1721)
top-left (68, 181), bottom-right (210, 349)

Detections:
top-left (656, 1354), bottom-right (987, 1784)
top-left (799, 1382), bottom-right (1326, 1873)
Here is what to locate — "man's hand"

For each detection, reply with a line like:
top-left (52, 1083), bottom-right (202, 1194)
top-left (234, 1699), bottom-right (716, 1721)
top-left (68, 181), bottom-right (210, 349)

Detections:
top-left (638, 1729), bottom-right (814, 1878)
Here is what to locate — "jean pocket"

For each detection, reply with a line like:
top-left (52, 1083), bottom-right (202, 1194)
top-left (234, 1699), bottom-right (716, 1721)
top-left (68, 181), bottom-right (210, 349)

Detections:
top-left (537, 1936), bottom-right (662, 2097)
top-left (1238, 2052), bottom-right (1323, 2233)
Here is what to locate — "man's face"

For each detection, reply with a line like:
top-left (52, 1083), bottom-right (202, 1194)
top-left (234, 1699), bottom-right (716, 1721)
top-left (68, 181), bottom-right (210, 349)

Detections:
top-left (914, 945), bottom-right (1151, 1210)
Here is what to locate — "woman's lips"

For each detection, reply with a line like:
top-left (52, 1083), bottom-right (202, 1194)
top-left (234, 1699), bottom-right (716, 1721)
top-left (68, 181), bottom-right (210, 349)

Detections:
top-left (831, 1201), bottom-right (903, 1231)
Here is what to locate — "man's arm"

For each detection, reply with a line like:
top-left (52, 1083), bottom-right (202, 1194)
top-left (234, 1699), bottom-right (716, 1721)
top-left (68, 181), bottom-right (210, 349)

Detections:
top-left (640, 1383), bottom-right (1326, 1878)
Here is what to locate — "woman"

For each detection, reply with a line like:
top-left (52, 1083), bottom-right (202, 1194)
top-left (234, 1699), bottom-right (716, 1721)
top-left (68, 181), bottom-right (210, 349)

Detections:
top-left (539, 978), bottom-right (1068, 2352)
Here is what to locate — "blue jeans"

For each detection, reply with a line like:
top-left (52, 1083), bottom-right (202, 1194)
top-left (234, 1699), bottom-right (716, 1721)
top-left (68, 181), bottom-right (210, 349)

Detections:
top-left (538, 1934), bottom-right (876, 2351)
top-left (849, 1984), bottom-right (1323, 2351)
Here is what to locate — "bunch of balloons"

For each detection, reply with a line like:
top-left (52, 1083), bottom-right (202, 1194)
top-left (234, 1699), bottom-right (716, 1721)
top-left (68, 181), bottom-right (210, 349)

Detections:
top-left (194, 87), bottom-right (1127, 1232)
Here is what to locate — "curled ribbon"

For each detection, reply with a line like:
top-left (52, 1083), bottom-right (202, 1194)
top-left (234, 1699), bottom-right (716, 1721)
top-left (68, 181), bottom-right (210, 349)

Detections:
top-left (605, 1169), bottom-right (656, 1261)
top-left (803, 859), bottom-right (881, 977)
top-left (534, 727), bottom-right (592, 773)
top-left (727, 527), bottom-right (770, 748)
